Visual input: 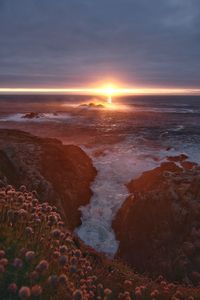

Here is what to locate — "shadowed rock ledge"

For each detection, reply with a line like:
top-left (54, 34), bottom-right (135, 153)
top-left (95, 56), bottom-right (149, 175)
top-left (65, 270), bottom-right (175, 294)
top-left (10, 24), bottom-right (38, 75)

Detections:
top-left (113, 159), bottom-right (200, 283)
top-left (0, 129), bottom-right (96, 229)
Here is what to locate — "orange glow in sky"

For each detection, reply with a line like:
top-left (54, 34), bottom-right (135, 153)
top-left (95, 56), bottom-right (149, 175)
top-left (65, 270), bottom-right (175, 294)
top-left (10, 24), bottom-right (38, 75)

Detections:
top-left (0, 85), bottom-right (200, 95)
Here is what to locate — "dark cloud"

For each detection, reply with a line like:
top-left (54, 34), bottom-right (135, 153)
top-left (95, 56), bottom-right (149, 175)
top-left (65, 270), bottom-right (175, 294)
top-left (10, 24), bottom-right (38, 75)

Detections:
top-left (0, 0), bottom-right (199, 87)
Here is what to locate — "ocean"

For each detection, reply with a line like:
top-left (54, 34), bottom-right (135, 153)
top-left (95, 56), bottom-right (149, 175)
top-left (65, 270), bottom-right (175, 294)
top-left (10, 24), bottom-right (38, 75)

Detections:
top-left (0, 94), bottom-right (200, 255)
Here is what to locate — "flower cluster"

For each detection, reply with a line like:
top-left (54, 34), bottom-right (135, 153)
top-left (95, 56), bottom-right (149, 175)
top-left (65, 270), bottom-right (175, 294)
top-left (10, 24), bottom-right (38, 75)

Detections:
top-left (0, 185), bottom-right (200, 299)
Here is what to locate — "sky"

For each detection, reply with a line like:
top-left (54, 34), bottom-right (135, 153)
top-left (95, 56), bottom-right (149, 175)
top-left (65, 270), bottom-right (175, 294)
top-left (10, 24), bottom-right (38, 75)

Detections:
top-left (0, 0), bottom-right (200, 89)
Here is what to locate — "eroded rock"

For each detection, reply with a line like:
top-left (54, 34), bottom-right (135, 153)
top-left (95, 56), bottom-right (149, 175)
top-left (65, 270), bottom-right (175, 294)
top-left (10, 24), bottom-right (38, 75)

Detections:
top-left (0, 129), bottom-right (96, 229)
top-left (113, 159), bottom-right (200, 283)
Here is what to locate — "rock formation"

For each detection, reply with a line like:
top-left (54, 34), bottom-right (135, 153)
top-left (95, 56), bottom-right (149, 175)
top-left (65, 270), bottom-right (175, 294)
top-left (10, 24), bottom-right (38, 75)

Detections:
top-left (113, 158), bottom-right (200, 283)
top-left (0, 129), bottom-right (96, 229)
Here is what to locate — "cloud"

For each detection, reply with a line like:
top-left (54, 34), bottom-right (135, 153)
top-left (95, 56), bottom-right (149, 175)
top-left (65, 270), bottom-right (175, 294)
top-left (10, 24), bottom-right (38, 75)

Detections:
top-left (0, 0), bottom-right (200, 87)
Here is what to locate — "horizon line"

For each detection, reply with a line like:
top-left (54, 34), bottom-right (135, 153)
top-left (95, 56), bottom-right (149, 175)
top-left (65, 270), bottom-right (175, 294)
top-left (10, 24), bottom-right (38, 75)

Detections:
top-left (0, 87), bottom-right (200, 96)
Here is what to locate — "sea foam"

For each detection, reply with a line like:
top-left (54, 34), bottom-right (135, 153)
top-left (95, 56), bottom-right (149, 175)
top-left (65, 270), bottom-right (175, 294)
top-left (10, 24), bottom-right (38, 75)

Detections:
top-left (76, 140), bottom-right (171, 255)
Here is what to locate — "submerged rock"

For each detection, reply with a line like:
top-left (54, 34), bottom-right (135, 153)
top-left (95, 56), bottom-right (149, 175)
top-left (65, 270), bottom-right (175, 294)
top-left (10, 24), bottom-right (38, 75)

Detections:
top-left (113, 158), bottom-right (200, 283)
top-left (78, 103), bottom-right (105, 109)
top-left (0, 129), bottom-right (96, 229)
top-left (22, 112), bottom-right (43, 119)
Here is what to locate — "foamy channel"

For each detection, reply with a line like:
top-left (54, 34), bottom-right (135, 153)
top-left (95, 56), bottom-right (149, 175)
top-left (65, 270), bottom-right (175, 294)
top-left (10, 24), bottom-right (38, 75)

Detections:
top-left (76, 141), bottom-right (169, 256)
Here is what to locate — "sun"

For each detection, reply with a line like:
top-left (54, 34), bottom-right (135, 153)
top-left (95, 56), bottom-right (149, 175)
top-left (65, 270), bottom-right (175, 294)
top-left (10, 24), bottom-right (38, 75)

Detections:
top-left (101, 85), bottom-right (116, 104)
top-left (103, 85), bottom-right (114, 96)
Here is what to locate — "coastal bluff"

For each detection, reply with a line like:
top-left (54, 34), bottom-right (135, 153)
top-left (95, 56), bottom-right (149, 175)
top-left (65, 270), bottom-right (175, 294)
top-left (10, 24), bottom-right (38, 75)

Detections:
top-left (113, 159), bottom-right (200, 283)
top-left (0, 129), bottom-right (96, 229)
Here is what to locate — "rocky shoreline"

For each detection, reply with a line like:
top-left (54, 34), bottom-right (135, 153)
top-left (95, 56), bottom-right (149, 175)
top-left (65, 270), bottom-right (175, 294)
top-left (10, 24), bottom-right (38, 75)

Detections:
top-left (1, 128), bottom-right (200, 287)
top-left (113, 156), bottom-right (200, 283)
top-left (0, 129), bottom-right (96, 229)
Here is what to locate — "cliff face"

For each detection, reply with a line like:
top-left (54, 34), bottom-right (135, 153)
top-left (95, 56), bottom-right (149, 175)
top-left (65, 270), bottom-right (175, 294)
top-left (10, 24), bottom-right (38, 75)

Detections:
top-left (113, 159), bottom-right (200, 283)
top-left (0, 129), bottom-right (96, 229)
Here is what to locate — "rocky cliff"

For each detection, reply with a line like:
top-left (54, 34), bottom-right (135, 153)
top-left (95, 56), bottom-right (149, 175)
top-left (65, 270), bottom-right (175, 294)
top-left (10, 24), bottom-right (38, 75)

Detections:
top-left (0, 129), bottom-right (96, 229)
top-left (113, 158), bottom-right (200, 283)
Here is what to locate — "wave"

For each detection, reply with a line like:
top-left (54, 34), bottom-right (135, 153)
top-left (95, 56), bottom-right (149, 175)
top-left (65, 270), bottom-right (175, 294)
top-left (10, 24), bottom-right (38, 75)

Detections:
top-left (0, 113), bottom-right (73, 122)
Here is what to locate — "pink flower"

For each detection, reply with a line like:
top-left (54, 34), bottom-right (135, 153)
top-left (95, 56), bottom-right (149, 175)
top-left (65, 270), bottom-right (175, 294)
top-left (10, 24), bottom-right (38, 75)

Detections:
top-left (25, 251), bottom-right (35, 262)
top-left (58, 274), bottom-right (68, 285)
top-left (48, 275), bottom-right (59, 288)
top-left (8, 283), bottom-right (18, 294)
top-left (104, 288), bottom-right (112, 296)
top-left (19, 185), bottom-right (26, 192)
top-left (53, 251), bottom-right (60, 259)
top-left (73, 289), bottom-right (83, 300)
top-left (60, 245), bottom-right (68, 254)
top-left (29, 271), bottom-right (39, 281)
top-left (59, 255), bottom-right (68, 266)
top-left (51, 229), bottom-right (61, 239)
top-left (36, 260), bottom-right (49, 272)
top-left (135, 287), bottom-right (142, 298)
top-left (150, 289), bottom-right (159, 299)
top-left (0, 258), bottom-right (8, 266)
top-left (19, 286), bottom-right (31, 299)
top-left (18, 209), bottom-right (28, 218)
top-left (70, 257), bottom-right (78, 265)
top-left (25, 226), bottom-right (34, 236)
top-left (31, 285), bottom-right (42, 297)
top-left (13, 258), bottom-right (23, 268)
top-left (74, 249), bottom-right (81, 258)
top-left (123, 280), bottom-right (132, 290)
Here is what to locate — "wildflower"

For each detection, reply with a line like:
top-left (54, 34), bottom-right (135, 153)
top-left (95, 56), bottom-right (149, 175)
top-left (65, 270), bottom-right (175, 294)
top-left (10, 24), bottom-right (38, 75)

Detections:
top-left (17, 195), bottom-right (25, 203)
top-left (32, 198), bottom-right (38, 205)
top-left (25, 226), bottom-right (34, 236)
top-left (70, 256), bottom-right (78, 265)
top-left (0, 258), bottom-right (8, 266)
top-left (18, 209), bottom-right (28, 219)
top-left (174, 290), bottom-right (183, 299)
top-left (150, 289), bottom-right (159, 299)
top-left (35, 218), bottom-right (41, 224)
top-left (124, 291), bottom-right (131, 300)
top-left (157, 275), bottom-right (164, 282)
top-left (58, 221), bottom-right (65, 227)
top-left (59, 255), bottom-right (68, 266)
top-left (19, 185), bottom-right (26, 192)
top-left (6, 185), bottom-right (13, 192)
top-left (87, 266), bottom-right (92, 273)
top-left (29, 271), bottom-right (39, 281)
top-left (48, 214), bottom-right (58, 226)
top-left (53, 251), bottom-right (60, 259)
top-left (48, 275), bottom-right (59, 288)
top-left (19, 248), bottom-right (27, 256)
top-left (31, 285), bottom-right (42, 297)
top-left (123, 280), bottom-right (132, 290)
top-left (13, 258), bottom-right (23, 268)
top-left (36, 260), bottom-right (49, 272)
top-left (163, 287), bottom-right (170, 295)
top-left (53, 239), bottom-right (60, 247)
top-left (69, 265), bottom-right (77, 274)
top-left (25, 251), bottom-right (35, 262)
top-left (74, 249), bottom-right (81, 258)
top-left (58, 274), bottom-right (68, 285)
top-left (51, 229), bottom-right (61, 239)
top-left (60, 245), bottom-right (68, 254)
top-left (97, 283), bottom-right (104, 291)
top-left (8, 283), bottom-right (18, 294)
top-left (160, 280), bottom-right (167, 288)
top-left (19, 286), bottom-right (31, 299)
top-left (73, 289), bottom-right (83, 300)
top-left (104, 288), bottom-right (112, 296)
top-left (135, 287), bottom-right (142, 298)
